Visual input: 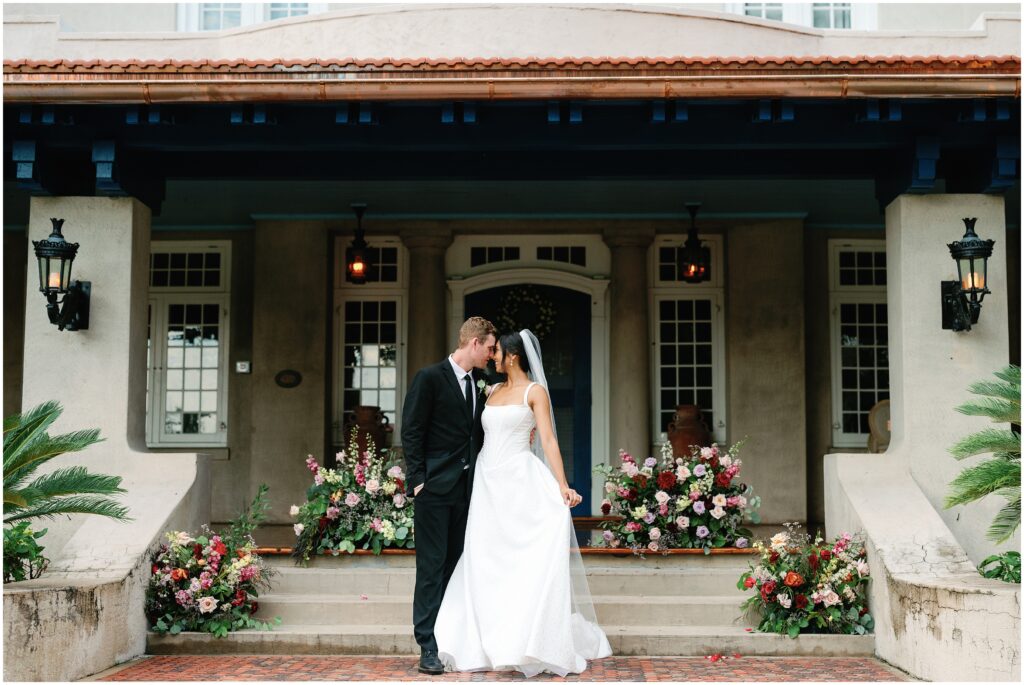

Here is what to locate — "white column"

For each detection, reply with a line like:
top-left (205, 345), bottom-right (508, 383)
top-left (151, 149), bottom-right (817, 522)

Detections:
top-left (402, 229), bottom-right (453, 384)
top-left (885, 193), bottom-right (1012, 562)
top-left (603, 227), bottom-right (653, 462)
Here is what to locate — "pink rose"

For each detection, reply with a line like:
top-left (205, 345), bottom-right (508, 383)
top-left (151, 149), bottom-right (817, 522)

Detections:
top-left (344, 492), bottom-right (361, 508)
top-left (393, 493), bottom-right (406, 508)
top-left (326, 506), bottom-right (340, 520)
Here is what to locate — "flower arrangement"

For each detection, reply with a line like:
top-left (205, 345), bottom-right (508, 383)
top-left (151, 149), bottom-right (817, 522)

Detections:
top-left (291, 428), bottom-right (413, 562)
top-left (593, 441), bottom-right (760, 554)
top-left (738, 523), bottom-right (874, 638)
top-left (145, 485), bottom-right (278, 638)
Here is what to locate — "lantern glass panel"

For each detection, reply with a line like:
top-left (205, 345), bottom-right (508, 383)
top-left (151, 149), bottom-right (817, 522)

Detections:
top-left (37, 256), bottom-right (48, 291)
top-left (959, 257), bottom-right (985, 292)
top-left (60, 257), bottom-right (73, 290)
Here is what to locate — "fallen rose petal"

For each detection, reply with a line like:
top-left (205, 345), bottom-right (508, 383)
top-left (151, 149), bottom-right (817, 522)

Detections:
top-left (709, 653), bottom-right (722, 662)
top-left (359, 594), bottom-right (368, 600)
top-left (732, 653), bottom-right (742, 658)
top-left (745, 627), bottom-right (754, 632)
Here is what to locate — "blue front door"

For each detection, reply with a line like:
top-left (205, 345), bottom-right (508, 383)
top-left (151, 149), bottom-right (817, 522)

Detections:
top-left (464, 284), bottom-right (592, 514)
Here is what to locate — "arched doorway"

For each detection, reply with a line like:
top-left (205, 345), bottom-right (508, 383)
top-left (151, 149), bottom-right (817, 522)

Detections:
top-left (464, 284), bottom-right (592, 514)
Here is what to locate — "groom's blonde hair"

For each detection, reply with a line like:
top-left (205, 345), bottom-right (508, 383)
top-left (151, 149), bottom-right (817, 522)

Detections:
top-left (458, 316), bottom-right (497, 348)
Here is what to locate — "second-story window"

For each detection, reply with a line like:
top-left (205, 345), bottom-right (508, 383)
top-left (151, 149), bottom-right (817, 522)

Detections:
top-left (744, 2), bottom-right (783, 20)
top-left (269, 3), bottom-right (309, 20)
top-left (813, 2), bottom-right (852, 28)
top-left (201, 3), bottom-right (241, 30)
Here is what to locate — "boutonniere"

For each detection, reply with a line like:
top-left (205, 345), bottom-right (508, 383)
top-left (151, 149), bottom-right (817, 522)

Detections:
top-left (476, 379), bottom-right (487, 396)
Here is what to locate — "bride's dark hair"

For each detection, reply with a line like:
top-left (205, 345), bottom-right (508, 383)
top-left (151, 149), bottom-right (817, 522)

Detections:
top-left (499, 332), bottom-right (531, 375)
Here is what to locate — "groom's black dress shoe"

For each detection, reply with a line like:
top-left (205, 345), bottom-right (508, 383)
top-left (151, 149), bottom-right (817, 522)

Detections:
top-left (419, 650), bottom-right (444, 675)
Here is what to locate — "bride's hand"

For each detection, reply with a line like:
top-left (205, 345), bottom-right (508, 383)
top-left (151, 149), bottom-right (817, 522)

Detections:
top-left (561, 485), bottom-right (582, 507)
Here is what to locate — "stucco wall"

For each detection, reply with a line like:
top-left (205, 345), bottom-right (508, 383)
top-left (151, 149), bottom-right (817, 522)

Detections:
top-left (726, 219), bottom-right (807, 524)
top-left (250, 220), bottom-right (329, 524)
top-left (3, 5), bottom-right (1020, 61)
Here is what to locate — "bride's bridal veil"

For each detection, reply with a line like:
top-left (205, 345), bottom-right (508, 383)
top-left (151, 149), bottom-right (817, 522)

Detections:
top-left (518, 329), bottom-right (608, 655)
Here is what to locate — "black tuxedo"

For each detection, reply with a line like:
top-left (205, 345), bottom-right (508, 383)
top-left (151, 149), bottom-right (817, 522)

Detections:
top-left (401, 358), bottom-right (486, 652)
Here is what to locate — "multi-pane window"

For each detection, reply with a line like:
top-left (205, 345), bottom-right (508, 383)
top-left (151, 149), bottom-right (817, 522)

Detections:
top-left (268, 2), bottom-right (309, 20)
top-left (200, 3), bottom-right (241, 30)
top-left (340, 300), bottom-right (400, 435)
top-left (829, 240), bottom-right (889, 447)
top-left (147, 242), bottom-right (230, 447)
top-left (813, 2), bottom-right (852, 28)
top-left (744, 3), bottom-right (783, 20)
top-left (471, 246), bottom-right (520, 268)
top-left (656, 298), bottom-right (717, 436)
top-left (537, 246), bottom-right (586, 267)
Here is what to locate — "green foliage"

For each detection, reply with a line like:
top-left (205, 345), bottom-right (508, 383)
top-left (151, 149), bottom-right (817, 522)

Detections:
top-left (222, 484), bottom-right (271, 552)
top-left (978, 551), bottom-right (1020, 584)
top-left (3, 401), bottom-right (130, 525)
top-left (3, 521), bottom-right (49, 582)
top-left (945, 366), bottom-right (1021, 544)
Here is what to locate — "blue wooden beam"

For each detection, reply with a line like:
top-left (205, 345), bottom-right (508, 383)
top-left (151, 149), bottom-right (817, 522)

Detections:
top-left (988, 136), bottom-right (1020, 192)
top-left (12, 140), bottom-right (43, 192)
top-left (909, 137), bottom-right (940, 192)
top-left (93, 140), bottom-right (127, 195)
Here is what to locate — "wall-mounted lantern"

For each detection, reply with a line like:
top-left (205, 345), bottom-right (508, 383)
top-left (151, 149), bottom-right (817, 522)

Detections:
top-left (346, 203), bottom-right (369, 285)
top-left (32, 218), bottom-right (90, 331)
top-left (679, 202), bottom-right (711, 283)
top-left (942, 217), bottom-right (995, 332)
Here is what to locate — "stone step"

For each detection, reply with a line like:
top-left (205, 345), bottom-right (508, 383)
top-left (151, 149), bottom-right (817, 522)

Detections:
top-left (147, 624), bottom-right (873, 657)
top-left (265, 565), bottom-right (749, 597)
top-left (253, 593), bottom-right (755, 627)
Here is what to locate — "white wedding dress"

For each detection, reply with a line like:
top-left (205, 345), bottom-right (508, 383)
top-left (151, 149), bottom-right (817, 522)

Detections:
top-left (434, 382), bottom-right (613, 677)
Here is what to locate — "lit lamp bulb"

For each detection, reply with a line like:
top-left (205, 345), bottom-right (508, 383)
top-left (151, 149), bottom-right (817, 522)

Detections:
top-left (962, 271), bottom-right (984, 291)
top-left (48, 271), bottom-right (62, 289)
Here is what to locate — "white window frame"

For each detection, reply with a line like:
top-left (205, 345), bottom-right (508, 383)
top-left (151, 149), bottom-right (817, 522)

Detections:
top-left (446, 234), bottom-right (612, 279)
top-left (147, 240), bottom-right (231, 448)
top-left (649, 234), bottom-right (727, 447)
top-left (333, 235), bottom-right (408, 448)
top-left (828, 238), bottom-right (888, 448)
top-left (726, 3), bottom-right (876, 30)
top-left (177, 2), bottom-right (327, 31)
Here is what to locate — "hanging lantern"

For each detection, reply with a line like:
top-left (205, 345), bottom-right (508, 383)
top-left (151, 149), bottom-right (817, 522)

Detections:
top-left (679, 202), bottom-right (711, 284)
top-left (942, 217), bottom-right (995, 332)
top-left (347, 203), bottom-right (370, 285)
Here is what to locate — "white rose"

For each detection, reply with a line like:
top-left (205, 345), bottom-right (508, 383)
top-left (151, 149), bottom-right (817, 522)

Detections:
top-left (198, 596), bottom-right (219, 614)
top-left (289, 505), bottom-right (300, 517)
top-left (710, 506), bottom-right (726, 519)
top-left (649, 528), bottom-right (661, 541)
top-left (777, 594), bottom-right (792, 609)
top-left (654, 491), bottom-right (670, 505)
top-left (712, 494), bottom-right (727, 508)
top-left (365, 479), bottom-right (380, 494)
top-left (293, 523), bottom-right (304, 536)
top-left (676, 465), bottom-right (691, 480)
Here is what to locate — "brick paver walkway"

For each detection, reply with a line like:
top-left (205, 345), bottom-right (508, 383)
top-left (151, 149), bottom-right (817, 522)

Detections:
top-left (96, 655), bottom-right (910, 681)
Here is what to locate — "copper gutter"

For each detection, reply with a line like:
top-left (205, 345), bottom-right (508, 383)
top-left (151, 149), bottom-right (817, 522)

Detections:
top-left (4, 57), bottom-right (1020, 103)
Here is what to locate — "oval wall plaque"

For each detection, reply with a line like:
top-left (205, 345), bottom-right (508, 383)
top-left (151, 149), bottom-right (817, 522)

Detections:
top-left (274, 369), bottom-right (302, 389)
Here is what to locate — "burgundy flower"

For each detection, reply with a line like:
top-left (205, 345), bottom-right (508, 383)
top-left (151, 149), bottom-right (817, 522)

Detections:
top-left (600, 501), bottom-right (612, 515)
top-left (769, 551), bottom-right (780, 564)
top-left (808, 552), bottom-right (819, 570)
top-left (193, 543), bottom-right (204, 559)
top-left (795, 594), bottom-right (808, 609)
top-left (625, 488), bottom-right (638, 502)
top-left (715, 472), bottom-right (732, 488)
top-left (657, 471), bottom-right (677, 490)
top-left (760, 580), bottom-right (777, 601)
top-left (634, 475), bottom-right (648, 490)
top-left (820, 549), bottom-right (832, 561)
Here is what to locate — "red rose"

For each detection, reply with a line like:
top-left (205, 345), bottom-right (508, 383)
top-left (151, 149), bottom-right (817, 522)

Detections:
top-left (794, 594), bottom-right (808, 609)
top-left (859, 606), bottom-right (868, 616)
top-left (820, 549), bottom-right (831, 561)
top-left (760, 580), bottom-right (777, 601)
top-left (783, 571), bottom-right (804, 587)
top-left (213, 541), bottom-right (227, 556)
top-left (743, 576), bottom-right (756, 588)
top-left (808, 552), bottom-right (819, 570)
top-left (769, 551), bottom-right (780, 564)
top-left (152, 564), bottom-right (160, 575)
top-left (657, 471), bottom-right (677, 490)
top-left (715, 472), bottom-right (732, 488)
top-left (600, 501), bottom-right (611, 515)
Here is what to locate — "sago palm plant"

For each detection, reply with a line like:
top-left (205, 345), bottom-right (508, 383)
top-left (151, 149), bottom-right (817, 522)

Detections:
top-left (4, 401), bottom-right (130, 524)
top-left (944, 365), bottom-right (1020, 544)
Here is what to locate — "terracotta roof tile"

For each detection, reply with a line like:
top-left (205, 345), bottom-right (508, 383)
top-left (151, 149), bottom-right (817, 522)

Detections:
top-left (4, 55), bottom-right (1021, 73)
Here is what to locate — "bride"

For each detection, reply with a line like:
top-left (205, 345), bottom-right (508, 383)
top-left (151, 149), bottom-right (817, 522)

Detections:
top-left (433, 329), bottom-right (613, 677)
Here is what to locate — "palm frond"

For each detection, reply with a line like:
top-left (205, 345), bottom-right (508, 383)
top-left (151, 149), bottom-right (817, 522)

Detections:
top-left (993, 365), bottom-right (1021, 386)
top-left (3, 495), bottom-right (132, 524)
top-left (4, 430), bottom-right (104, 490)
top-left (987, 490), bottom-right (1021, 543)
top-left (949, 428), bottom-right (1021, 460)
top-left (965, 378), bottom-right (1021, 404)
top-left (2, 401), bottom-right (61, 470)
top-left (25, 466), bottom-right (125, 499)
top-left (955, 398), bottom-right (1018, 424)
top-left (945, 458), bottom-right (1020, 508)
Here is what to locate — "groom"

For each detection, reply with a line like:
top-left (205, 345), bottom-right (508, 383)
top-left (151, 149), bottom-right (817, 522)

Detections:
top-left (402, 316), bottom-right (497, 674)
